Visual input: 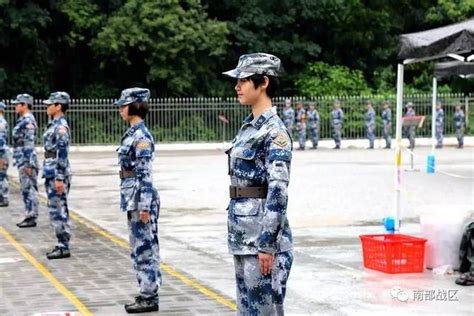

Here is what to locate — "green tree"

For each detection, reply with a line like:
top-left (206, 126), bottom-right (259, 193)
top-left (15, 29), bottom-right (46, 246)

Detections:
top-left (91, 0), bottom-right (229, 96)
top-left (0, 0), bottom-right (51, 96)
top-left (296, 62), bottom-right (371, 96)
top-left (425, 0), bottom-right (474, 23)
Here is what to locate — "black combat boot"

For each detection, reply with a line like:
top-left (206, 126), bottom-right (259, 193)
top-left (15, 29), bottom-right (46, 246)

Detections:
top-left (46, 246), bottom-right (70, 260)
top-left (17, 217), bottom-right (37, 228)
top-left (125, 296), bottom-right (159, 313)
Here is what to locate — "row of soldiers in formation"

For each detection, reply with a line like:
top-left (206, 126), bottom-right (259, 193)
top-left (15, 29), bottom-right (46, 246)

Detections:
top-left (0, 92), bottom-right (73, 260)
top-left (282, 99), bottom-right (467, 150)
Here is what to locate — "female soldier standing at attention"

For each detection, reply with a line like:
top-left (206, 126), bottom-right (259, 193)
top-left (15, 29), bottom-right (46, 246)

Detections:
top-left (42, 92), bottom-right (72, 260)
top-left (0, 102), bottom-right (9, 207)
top-left (223, 53), bottom-right (293, 315)
top-left (115, 88), bottom-right (161, 314)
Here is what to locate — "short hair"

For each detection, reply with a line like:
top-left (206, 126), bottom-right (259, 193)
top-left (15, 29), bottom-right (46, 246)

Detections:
top-left (27, 103), bottom-right (32, 110)
top-left (127, 101), bottom-right (149, 119)
top-left (56, 103), bottom-right (69, 113)
top-left (248, 74), bottom-right (280, 98)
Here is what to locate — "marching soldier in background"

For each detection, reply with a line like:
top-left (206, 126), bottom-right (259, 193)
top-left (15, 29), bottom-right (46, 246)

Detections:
top-left (365, 101), bottom-right (376, 149)
top-left (435, 101), bottom-right (444, 148)
top-left (0, 102), bottom-right (9, 207)
top-left (223, 53), bottom-right (293, 315)
top-left (12, 94), bottom-right (40, 227)
top-left (381, 101), bottom-right (392, 149)
top-left (307, 103), bottom-right (319, 149)
top-left (331, 100), bottom-right (344, 149)
top-left (295, 102), bottom-right (307, 150)
top-left (115, 88), bottom-right (161, 313)
top-left (282, 98), bottom-right (295, 138)
top-left (454, 104), bottom-right (465, 149)
top-left (42, 92), bottom-right (73, 260)
top-left (404, 102), bottom-right (416, 149)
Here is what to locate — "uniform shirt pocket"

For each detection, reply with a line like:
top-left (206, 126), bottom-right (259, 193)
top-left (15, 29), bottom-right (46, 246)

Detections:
top-left (231, 147), bottom-right (257, 180)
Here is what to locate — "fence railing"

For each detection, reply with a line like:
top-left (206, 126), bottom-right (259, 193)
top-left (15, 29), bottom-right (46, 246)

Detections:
top-left (1, 93), bottom-right (472, 145)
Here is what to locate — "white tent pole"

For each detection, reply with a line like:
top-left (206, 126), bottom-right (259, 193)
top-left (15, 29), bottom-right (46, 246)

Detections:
top-left (394, 63), bottom-right (404, 232)
top-left (431, 77), bottom-right (437, 154)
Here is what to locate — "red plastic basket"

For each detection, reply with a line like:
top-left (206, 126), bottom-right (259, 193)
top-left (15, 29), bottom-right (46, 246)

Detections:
top-left (359, 234), bottom-right (427, 273)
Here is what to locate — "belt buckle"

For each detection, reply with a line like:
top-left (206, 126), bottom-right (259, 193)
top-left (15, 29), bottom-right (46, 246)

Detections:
top-left (229, 185), bottom-right (237, 198)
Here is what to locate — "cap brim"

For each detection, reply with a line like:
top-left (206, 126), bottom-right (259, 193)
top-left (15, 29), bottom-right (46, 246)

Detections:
top-left (114, 99), bottom-right (134, 106)
top-left (43, 99), bottom-right (53, 105)
top-left (222, 69), bottom-right (254, 79)
top-left (11, 100), bottom-right (19, 104)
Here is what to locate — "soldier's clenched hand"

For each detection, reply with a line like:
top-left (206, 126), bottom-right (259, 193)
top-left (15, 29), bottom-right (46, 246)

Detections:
top-left (24, 167), bottom-right (32, 176)
top-left (258, 252), bottom-right (274, 276)
top-left (139, 211), bottom-right (151, 224)
top-left (55, 180), bottom-right (64, 194)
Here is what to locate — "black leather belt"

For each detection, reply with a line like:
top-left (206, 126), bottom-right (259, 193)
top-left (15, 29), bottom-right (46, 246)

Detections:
top-left (120, 170), bottom-right (136, 179)
top-left (13, 141), bottom-right (24, 148)
top-left (44, 150), bottom-right (57, 159)
top-left (229, 185), bottom-right (268, 199)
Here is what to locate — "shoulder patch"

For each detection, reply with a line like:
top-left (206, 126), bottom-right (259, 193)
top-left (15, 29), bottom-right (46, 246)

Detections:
top-left (272, 132), bottom-right (289, 148)
top-left (58, 126), bottom-right (68, 135)
top-left (137, 140), bottom-right (150, 150)
top-left (26, 123), bottom-right (34, 129)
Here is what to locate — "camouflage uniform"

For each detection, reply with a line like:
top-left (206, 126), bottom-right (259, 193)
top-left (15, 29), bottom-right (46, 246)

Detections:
top-left (12, 94), bottom-right (39, 219)
top-left (282, 106), bottom-right (295, 137)
top-left (365, 105), bottom-right (376, 149)
top-left (435, 106), bottom-right (444, 148)
top-left (115, 88), bottom-right (161, 305)
top-left (295, 106), bottom-right (306, 150)
top-left (223, 53), bottom-right (293, 315)
top-left (381, 105), bottom-right (392, 149)
top-left (42, 92), bottom-right (72, 251)
top-left (0, 102), bottom-right (9, 206)
top-left (404, 105), bottom-right (416, 149)
top-left (306, 107), bottom-right (319, 149)
top-left (454, 108), bottom-right (465, 148)
top-left (331, 105), bottom-right (344, 148)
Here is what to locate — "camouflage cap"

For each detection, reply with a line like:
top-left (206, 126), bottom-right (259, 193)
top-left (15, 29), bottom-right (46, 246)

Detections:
top-left (223, 53), bottom-right (281, 79)
top-left (12, 93), bottom-right (34, 105)
top-left (114, 87), bottom-right (150, 106)
top-left (0, 102), bottom-right (5, 110)
top-left (43, 91), bottom-right (70, 105)
top-left (406, 102), bottom-right (413, 108)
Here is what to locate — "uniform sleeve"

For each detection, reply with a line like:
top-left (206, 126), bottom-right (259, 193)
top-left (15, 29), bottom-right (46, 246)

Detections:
top-left (23, 121), bottom-right (36, 167)
top-left (134, 137), bottom-right (154, 211)
top-left (55, 126), bottom-right (70, 181)
top-left (0, 122), bottom-right (7, 157)
top-left (257, 129), bottom-right (292, 254)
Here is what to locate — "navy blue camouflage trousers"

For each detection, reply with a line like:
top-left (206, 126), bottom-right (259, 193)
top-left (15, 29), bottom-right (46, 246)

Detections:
top-left (127, 198), bottom-right (161, 301)
top-left (45, 176), bottom-right (71, 250)
top-left (19, 167), bottom-right (39, 219)
top-left (234, 251), bottom-right (293, 315)
top-left (0, 159), bottom-right (8, 204)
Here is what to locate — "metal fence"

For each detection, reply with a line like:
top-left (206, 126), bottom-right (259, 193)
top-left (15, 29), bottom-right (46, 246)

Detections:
top-left (1, 93), bottom-right (472, 145)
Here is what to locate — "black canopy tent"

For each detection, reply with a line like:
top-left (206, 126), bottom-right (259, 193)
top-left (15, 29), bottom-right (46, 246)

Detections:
top-left (392, 19), bottom-right (474, 232)
top-left (399, 19), bottom-right (474, 63)
top-left (434, 60), bottom-right (474, 78)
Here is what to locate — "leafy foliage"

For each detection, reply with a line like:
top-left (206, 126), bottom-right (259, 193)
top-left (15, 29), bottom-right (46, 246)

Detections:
top-left (296, 62), bottom-right (371, 96)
